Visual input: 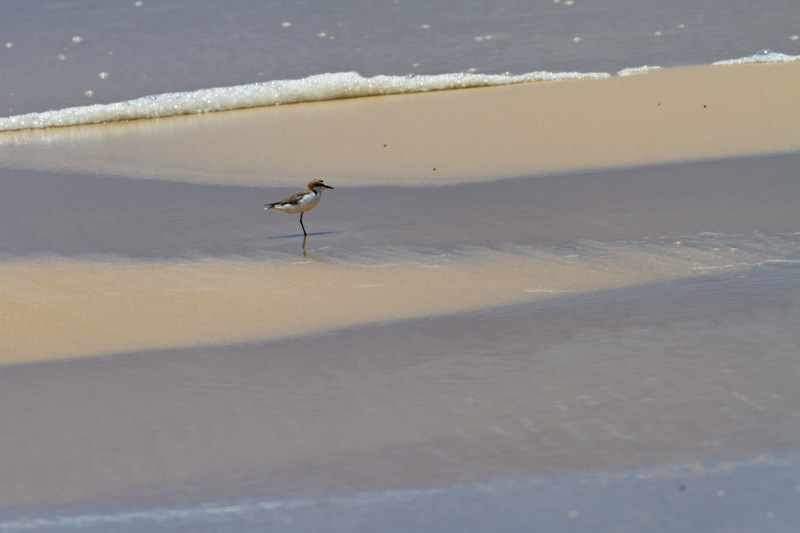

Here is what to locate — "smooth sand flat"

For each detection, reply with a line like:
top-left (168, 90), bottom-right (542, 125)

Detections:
top-left (0, 62), bottom-right (798, 186)
top-left (0, 243), bottom-right (765, 364)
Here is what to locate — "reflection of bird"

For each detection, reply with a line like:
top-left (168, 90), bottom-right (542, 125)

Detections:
top-left (264, 179), bottom-right (334, 236)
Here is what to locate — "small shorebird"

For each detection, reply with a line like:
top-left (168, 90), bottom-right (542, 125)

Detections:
top-left (264, 179), bottom-right (334, 236)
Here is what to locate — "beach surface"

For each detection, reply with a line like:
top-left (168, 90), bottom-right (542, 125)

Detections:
top-left (1, 61), bottom-right (799, 364)
top-left (1, 6), bottom-right (799, 528)
top-left (1, 62), bottom-right (798, 187)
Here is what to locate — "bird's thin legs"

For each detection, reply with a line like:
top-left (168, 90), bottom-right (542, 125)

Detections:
top-left (299, 212), bottom-right (307, 236)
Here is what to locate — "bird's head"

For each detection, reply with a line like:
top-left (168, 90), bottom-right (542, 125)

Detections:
top-left (308, 179), bottom-right (334, 191)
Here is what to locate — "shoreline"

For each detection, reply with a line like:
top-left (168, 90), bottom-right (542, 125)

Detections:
top-left (0, 62), bottom-right (798, 187)
top-left (3, 450), bottom-right (799, 529)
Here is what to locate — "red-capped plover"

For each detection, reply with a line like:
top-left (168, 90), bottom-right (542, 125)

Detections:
top-left (264, 179), bottom-right (334, 236)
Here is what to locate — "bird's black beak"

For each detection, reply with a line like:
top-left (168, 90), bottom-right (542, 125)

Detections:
top-left (324, 184), bottom-right (334, 189)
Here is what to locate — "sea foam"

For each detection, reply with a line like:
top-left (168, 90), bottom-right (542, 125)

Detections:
top-left (3, 50), bottom-right (797, 132)
top-left (712, 49), bottom-right (800, 65)
top-left (616, 65), bottom-right (662, 76)
top-left (0, 70), bottom-right (609, 132)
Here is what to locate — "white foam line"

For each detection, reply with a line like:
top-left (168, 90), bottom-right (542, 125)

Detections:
top-left (712, 50), bottom-right (800, 65)
top-left (1, 453), bottom-right (796, 531)
top-left (0, 70), bottom-right (609, 131)
top-left (691, 264), bottom-right (736, 271)
top-left (523, 289), bottom-right (575, 293)
top-left (758, 259), bottom-right (800, 265)
top-left (617, 65), bottom-right (662, 76)
top-left (0, 499), bottom-right (313, 531)
top-left (163, 287), bottom-right (223, 292)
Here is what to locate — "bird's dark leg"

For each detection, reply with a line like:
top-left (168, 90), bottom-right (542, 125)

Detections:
top-left (299, 212), bottom-right (307, 236)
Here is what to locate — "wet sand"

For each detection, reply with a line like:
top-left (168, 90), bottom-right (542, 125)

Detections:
top-left (1, 153), bottom-right (799, 364)
top-left (1, 59), bottom-right (799, 529)
top-left (0, 244), bottom-right (766, 363)
top-left (0, 265), bottom-right (798, 513)
top-left (1, 154), bottom-right (798, 259)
